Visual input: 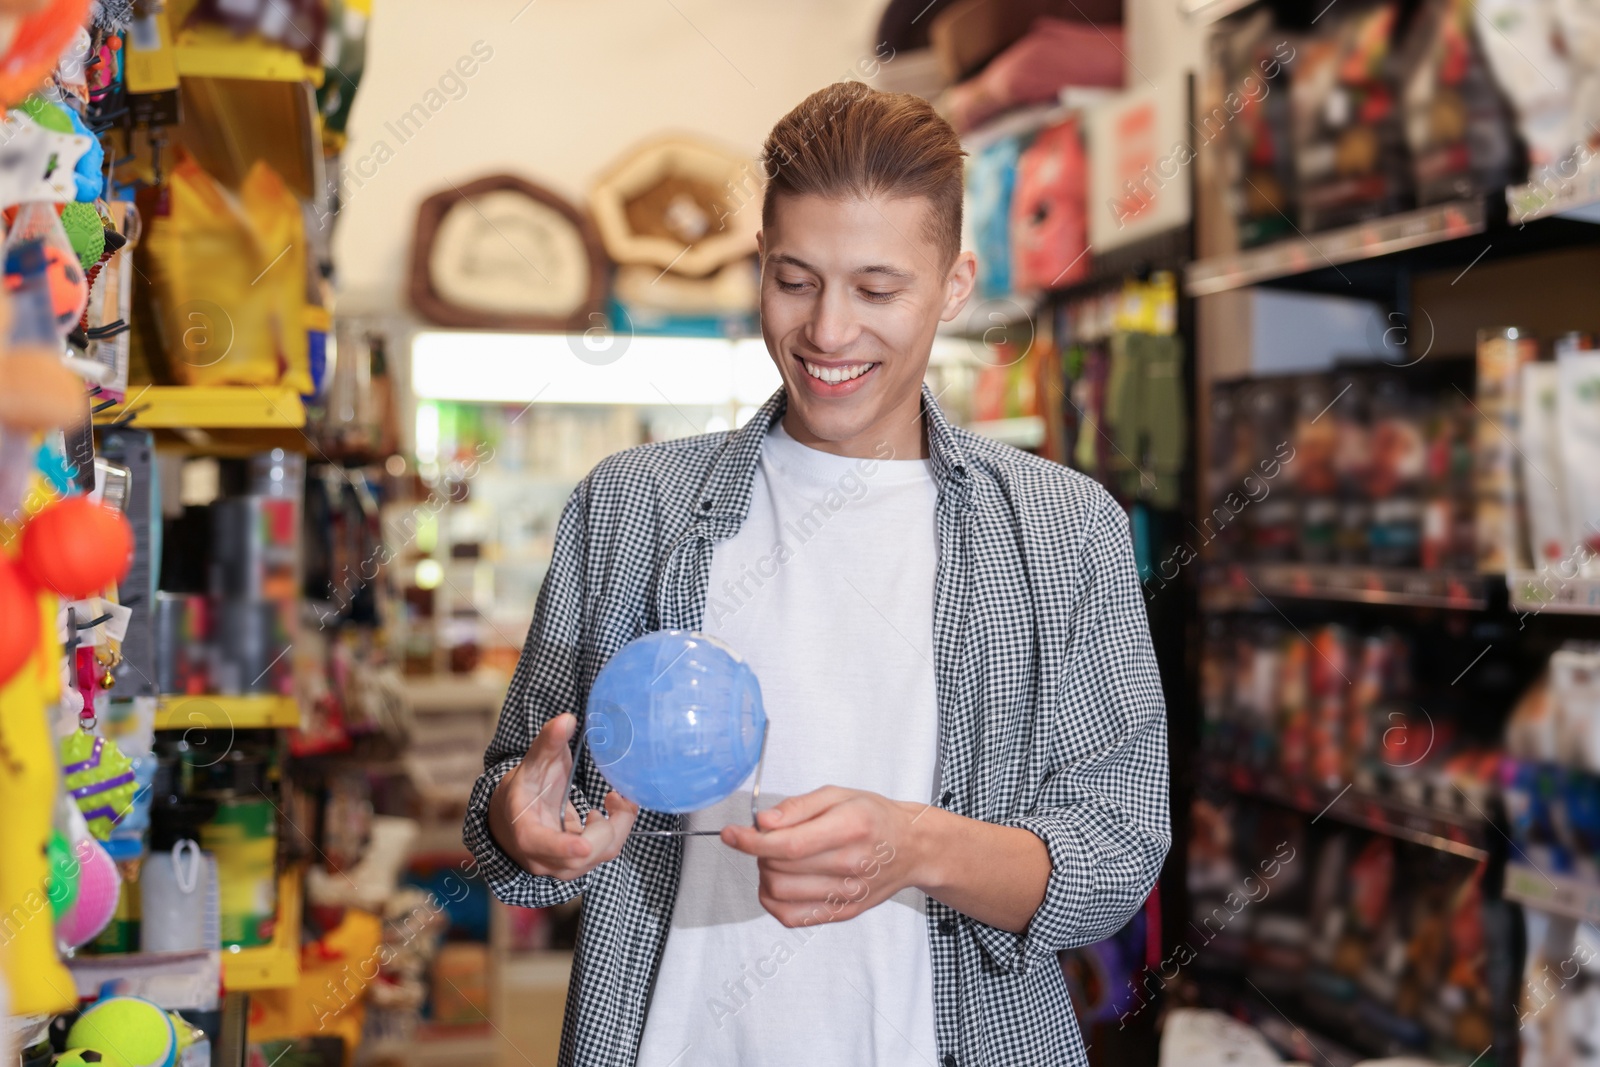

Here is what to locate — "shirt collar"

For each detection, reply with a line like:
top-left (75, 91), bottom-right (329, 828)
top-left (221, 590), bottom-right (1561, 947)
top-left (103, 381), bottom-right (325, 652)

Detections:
top-left (693, 382), bottom-right (973, 530)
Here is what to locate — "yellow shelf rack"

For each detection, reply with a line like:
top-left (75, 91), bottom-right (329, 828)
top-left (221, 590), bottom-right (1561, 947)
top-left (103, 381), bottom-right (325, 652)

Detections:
top-left (95, 386), bottom-right (306, 430)
top-left (154, 694), bottom-right (301, 731)
top-left (174, 27), bottom-right (325, 86)
top-left (225, 868), bottom-right (303, 991)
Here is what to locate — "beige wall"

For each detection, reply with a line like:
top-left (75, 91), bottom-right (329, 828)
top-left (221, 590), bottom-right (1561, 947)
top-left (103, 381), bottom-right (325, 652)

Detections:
top-left (331, 0), bottom-right (883, 315)
top-left (331, 0), bottom-right (1207, 315)
top-left (1126, 0), bottom-right (1204, 93)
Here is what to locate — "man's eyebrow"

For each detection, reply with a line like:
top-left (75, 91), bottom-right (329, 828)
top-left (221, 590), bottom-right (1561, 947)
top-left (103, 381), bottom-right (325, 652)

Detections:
top-left (856, 263), bottom-right (915, 280)
top-left (769, 253), bottom-right (817, 272)
top-left (767, 253), bottom-right (915, 280)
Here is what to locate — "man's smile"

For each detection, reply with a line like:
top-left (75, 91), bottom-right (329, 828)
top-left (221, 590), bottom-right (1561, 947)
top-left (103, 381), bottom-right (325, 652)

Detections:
top-left (793, 352), bottom-right (881, 395)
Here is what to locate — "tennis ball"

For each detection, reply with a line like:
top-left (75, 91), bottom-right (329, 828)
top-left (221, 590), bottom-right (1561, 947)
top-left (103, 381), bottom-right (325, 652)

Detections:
top-left (56, 1049), bottom-right (126, 1067)
top-left (66, 997), bottom-right (176, 1067)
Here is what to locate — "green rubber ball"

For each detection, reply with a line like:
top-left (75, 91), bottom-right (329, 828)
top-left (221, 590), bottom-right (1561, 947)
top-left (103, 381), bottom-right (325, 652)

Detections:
top-left (46, 828), bottom-right (79, 920)
top-left (60, 203), bottom-right (107, 270)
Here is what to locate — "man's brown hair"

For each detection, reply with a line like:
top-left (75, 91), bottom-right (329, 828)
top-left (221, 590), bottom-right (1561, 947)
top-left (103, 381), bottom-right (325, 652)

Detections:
top-left (760, 81), bottom-right (966, 266)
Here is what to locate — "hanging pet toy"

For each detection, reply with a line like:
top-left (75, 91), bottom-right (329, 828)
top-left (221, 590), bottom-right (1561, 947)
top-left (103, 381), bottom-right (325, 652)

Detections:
top-left (60, 730), bottom-right (137, 840)
top-left (58, 602), bottom-right (136, 839)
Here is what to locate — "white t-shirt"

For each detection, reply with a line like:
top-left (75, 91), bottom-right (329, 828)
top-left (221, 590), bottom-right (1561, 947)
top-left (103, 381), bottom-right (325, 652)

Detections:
top-left (634, 417), bottom-right (943, 1067)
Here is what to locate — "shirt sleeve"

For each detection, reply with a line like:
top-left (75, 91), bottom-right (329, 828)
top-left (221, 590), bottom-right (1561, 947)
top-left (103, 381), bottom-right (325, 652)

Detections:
top-left (969, 489), bottom-right (1172, 973)
top-left (462, 478), bottom-right (596, 909)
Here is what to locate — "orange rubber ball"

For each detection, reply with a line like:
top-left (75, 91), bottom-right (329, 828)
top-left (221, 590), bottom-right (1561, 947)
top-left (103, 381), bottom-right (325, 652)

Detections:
top-left (4, 244), bottom-right (88, 332)
top-left (19, 496), bottom-right (133, 599)
top-left (0, 555), bottom-right (37, 684)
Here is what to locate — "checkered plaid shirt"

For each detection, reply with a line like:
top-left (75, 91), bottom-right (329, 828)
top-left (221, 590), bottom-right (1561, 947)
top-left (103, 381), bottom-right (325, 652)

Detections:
top-left (464, 383), bottom-right (1170, 1067)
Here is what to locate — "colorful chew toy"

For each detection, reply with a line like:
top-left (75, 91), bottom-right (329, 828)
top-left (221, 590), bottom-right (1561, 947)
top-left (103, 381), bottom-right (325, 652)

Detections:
top-left (62, 103), bottom-right (105, 201)
top-left (61, 732), bottom-right (139, 838)
top-left (49, 244), bottom-right (87, 327)
top-left (2, 242), bottom-right (86, 334)
top-left (60, 203), bottom-right (106, 270)
top-left (0, 579), bottom-right (76, 1015)
top-left (56, 832), bottom-right (118, 949)
top-left (17, 95), bottom-right (106, 200)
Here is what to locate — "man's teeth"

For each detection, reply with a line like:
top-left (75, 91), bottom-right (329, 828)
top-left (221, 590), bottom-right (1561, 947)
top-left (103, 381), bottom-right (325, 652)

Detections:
top-left (802, 360), bottom-right (874, 384)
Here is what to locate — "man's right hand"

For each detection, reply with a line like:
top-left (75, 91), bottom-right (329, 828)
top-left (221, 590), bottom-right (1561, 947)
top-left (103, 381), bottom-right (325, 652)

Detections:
top-left (487, 712), bottom-right (640, 880)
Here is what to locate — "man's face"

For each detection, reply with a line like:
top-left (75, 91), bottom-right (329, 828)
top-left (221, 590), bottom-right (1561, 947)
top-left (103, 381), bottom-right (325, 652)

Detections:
top-left (758, 192), bottom-right (976, 458)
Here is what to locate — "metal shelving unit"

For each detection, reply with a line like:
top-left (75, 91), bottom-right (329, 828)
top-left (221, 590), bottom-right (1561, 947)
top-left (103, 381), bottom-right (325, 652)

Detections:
top-left (90, 380), bottom-right (315, 1065)
top-left (1506, 569), bottom-right (1600, 616)
top-left (1185, 199), bottom-right (1487, 296)
top-left (222, 869), bottom-right (304, 991)
top-left (154, 693), bottom-right (301, 731)
top-left (174, 31), bottom-right (325, 85)
top-left (1203, 563), bottom-right (1493, 611)
top-left (1503, 863), bottom-right (1600, 924)
top-left (1506, 164), bottom-right (1600, 226)
top-left (94, 385), bottom-right (307, 429)
top-left (1205, 763), bottom-right (1491, 862)
top-left (1176, 16), bottom-right (1600, 1063)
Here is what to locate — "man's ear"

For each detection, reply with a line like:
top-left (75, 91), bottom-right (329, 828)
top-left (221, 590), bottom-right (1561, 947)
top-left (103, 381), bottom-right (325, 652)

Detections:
top-left (756, 230), bottom-right (765, 260)
top-left (940, 250), bottom-right (978, 322)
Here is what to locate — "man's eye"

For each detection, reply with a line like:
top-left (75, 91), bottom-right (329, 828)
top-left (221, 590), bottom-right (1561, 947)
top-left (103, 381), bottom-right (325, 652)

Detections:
top-left (776, 279), bottom-right (810, 293)
top-left (860, 289), bottom-right (897, 303)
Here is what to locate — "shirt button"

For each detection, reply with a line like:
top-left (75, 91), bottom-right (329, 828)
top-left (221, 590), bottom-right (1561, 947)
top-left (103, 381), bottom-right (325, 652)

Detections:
top-left (700, 499), bottom-right (713, 511)
top-left (942, 1055), bottom-right (957, 1067)
top-left (940, 790), bottom-right (954, 807)
top-left (938, 916), bottom-right (956, 936)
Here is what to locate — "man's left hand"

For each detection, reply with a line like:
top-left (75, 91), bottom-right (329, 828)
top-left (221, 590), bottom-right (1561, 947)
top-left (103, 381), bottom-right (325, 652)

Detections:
top-left (720, 785), bottom-right (930, 928)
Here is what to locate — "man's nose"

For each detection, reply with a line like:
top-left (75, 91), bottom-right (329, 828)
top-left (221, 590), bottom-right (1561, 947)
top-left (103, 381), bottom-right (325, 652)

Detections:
top-left (805, 288), bottom-right (859, 353)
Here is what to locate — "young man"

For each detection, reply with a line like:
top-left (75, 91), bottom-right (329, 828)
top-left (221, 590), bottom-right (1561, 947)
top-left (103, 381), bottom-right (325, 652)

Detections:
top-left (465, 82), bottom-right (1170, 1067)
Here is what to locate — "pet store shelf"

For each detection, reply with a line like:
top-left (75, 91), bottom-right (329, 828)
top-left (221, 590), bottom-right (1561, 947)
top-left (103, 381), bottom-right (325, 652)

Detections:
top-left (1185, 199), bottom-right (1486, 296)
top-left (1507, 569), bottom-right (1600, 616)
top-left (1503, 863), bottom-right (1600, 923)
top-left (223, 868), bottom-right (302, 991)
top-left (154, 694), bottom-right (301, 731)
top-left (1206, 762), bottom-right (1491, 861)
top-left (1506, 166), bottom-right (1600, 226)
top-left (174, 29), bottom-right (325, 86)
top-left (95, 385), bottom-right (307, 430)
top-left (1180, 0), bottom-right (1260, 24)
top-left (1202, 563), bottom-right (1491, 611)
top-left (66, 949), bottom-right (222, 1008)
